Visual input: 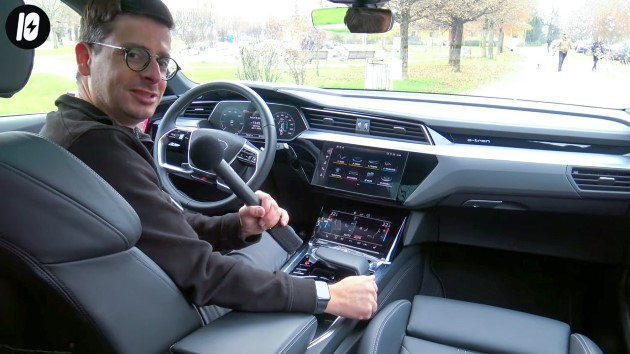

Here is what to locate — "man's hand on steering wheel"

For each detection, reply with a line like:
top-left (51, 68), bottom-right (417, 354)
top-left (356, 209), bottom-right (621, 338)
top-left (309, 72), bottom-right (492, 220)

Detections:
top-left (239, 190), bottom-right (290, 237)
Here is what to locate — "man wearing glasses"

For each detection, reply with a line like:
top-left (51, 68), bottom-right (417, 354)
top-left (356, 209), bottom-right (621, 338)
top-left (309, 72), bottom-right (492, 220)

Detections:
top-left (39, 0), bottom-right (378, 322)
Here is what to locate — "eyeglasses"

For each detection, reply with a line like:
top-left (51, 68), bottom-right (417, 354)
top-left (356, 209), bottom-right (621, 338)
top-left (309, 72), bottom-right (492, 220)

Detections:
top-left (89, 42), bottom-right (180, 81)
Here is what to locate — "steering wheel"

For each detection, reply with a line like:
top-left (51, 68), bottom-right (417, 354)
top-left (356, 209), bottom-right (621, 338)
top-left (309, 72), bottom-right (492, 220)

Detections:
top-left (153, 81), bottom-right (277, 213)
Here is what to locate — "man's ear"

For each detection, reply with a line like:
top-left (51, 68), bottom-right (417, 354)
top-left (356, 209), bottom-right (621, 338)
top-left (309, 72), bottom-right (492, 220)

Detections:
top-left (75, 42), bottom-right (92, 76)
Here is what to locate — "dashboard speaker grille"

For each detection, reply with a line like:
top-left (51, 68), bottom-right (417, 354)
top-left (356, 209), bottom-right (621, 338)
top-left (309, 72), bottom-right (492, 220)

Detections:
top-left (571, 167), bottom-right (630, 192)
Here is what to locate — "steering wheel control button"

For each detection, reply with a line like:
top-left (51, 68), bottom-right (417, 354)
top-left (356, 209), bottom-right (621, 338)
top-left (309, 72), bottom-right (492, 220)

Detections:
top-left (237, 149), bottom-right (257, 166)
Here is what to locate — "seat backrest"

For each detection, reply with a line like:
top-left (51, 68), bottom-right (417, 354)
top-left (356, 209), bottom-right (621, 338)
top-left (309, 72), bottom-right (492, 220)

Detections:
top-left (0, 131), bottom-right (203, 353)
top-left (0, 0), bottom-right (34, 98)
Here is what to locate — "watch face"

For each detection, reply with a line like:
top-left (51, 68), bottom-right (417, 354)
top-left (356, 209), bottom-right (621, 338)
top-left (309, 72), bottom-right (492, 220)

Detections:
top-left (314, 281), bottom-right (330, 314)
top-left (315, 281), bottom-right (331, 300)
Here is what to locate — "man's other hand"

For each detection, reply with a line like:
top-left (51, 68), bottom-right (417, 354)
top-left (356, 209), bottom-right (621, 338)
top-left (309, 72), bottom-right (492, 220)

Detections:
top-left (239, 190), bottom-right (289, 237)
top-left (326, 275), bottom-right (378, 320)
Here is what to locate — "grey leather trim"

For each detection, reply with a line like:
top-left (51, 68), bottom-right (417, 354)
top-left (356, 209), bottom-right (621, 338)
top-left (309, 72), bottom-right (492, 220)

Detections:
top-left (170, 312), bottom-right (317, 354)
top-left (359, 296), bottom-right (604, 354)
top-left (357, 300), bottom-right (411, 354)
top-left (408, 295), bottom-right (570, 354)
top-left (570, 334), bottom-right (604, 354)
top-left (0, 132), bottom-right (141, 263)
top-left (375, 246), bottom-right (423, 310)
top-left (47, 248), bottom-right (201, 354)
top-left (401, 337), bottom-right (480, 354)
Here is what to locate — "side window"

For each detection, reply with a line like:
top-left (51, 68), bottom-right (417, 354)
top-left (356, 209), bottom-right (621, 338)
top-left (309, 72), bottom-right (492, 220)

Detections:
top-left (0, 1), bottom-right (79, 117)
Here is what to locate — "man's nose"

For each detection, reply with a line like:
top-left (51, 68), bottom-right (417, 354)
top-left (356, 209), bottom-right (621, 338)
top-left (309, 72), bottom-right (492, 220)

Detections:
top-left (141, 58), bottom-right (163, 83)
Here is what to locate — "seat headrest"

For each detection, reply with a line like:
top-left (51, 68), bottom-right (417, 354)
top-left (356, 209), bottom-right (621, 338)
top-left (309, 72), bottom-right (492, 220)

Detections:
top-left (0, 0), bottom-right (34, 98)
top-left (0, 132), bottom-right (142, 264)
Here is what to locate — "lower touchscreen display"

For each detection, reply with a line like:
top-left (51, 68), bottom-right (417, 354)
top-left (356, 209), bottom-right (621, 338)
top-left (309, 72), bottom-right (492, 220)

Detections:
top-left (311, 142), bottom-right (408, 200)
top-left (312, 205), bottom-right (405, 261)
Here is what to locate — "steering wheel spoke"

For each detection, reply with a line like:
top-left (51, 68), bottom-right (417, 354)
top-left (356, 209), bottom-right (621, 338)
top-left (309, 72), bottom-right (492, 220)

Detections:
top-left (153, 81), bottom-right (277, 212)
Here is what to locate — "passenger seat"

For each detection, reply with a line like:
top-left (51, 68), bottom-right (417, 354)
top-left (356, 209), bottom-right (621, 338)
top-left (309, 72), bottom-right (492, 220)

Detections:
top-left (358, 295), bottom-right (603, 354)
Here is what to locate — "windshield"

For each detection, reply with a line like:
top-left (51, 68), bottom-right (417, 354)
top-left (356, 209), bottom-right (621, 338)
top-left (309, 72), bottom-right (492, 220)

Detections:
top-left (3, 0), bottom-right (629, 116)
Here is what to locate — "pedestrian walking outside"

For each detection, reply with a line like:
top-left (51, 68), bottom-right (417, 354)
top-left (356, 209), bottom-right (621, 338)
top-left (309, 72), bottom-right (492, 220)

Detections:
top-left (555, 34), bottom-right (573, 72)
top-left (591, 38), bottom-right (604, 72)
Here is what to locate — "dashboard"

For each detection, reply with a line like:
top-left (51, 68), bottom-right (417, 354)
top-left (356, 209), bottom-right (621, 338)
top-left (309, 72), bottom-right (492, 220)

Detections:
top-left (155, 83), bottom-right (630, 216)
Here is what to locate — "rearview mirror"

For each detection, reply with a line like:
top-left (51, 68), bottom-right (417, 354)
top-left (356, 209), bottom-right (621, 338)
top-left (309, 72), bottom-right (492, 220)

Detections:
top-left (311, 7), bottom-right (394, 34)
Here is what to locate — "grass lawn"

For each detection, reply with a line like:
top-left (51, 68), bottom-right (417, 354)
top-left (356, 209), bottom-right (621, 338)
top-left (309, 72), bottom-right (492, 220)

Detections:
top-left (3, 45), bottom-right (522, 115)
top-left (396, 54), bottom-right (520, 94)
top-left (0, 74), bottom-right (75, 115)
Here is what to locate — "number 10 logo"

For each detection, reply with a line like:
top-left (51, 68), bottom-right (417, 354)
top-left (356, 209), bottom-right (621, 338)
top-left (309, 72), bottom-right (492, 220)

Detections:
top-left (5, 5), bottom-right (50, 49)
top-left (15, 12), bottom-right (39, 42)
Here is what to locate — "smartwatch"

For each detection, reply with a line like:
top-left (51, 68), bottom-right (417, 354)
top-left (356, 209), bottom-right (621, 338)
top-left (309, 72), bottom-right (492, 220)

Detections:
top-left (314, 281), bottom-right (331, 314)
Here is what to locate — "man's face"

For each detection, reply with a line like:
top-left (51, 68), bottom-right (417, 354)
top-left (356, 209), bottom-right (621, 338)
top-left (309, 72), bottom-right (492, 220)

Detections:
top-left (82, 14), bottom-right (171, 128)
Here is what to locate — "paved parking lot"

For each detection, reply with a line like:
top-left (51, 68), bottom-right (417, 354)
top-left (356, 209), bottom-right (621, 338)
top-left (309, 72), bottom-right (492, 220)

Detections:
top-left (470, 46), bottom-right (629, 108)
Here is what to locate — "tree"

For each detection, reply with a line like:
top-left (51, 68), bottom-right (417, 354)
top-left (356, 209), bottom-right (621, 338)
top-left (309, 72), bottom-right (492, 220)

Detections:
top-left (28, 0), bottom-right (78, 48)
top-left (388, 0), bottom-right (431, 79)
top-left (236, 41), bottom-right (281, 82)
top-left (588, 0), bottom-right (630, 42)
top-left (173, 4), bottom-right (214, 49)
top-left (482, 0), bottom-right (534, 54)
top-left (526, 15), bottom-right (545, 44)
top-left (424, 0), bottom-right (506, 72)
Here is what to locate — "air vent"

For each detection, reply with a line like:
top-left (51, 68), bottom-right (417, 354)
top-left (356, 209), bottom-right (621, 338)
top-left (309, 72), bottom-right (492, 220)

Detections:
top-left (303, 109), bottom-right (357, 133)
top-left (571, 167), bottom-right (630, 193)
top-left (303, 108), bottom-right (429, 144)
top-left (370, 119), bottom-right (429, 143)
top-left (183, 101), bottom-right (217, 118)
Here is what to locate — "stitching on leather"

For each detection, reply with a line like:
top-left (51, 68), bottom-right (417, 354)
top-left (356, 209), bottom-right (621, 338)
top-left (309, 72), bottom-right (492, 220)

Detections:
top-left (574, 334), bottom-right (593, 354)
top-left (129, 248), bottom-right (183, 294)
top-left (401, 343), bottom-right (410, 354)
top-left (0, 237), bottom-right (110, 347)
top-left (280, 316), bottom-right (317, 354)
top-left (371, 301), bottom-right (407, 354)
top-left (37, 131), bottom-right (138, 216)
top-left (0, 161), bottom-right (132, 249)
top-left (379, 256), bottom-right (421, 306)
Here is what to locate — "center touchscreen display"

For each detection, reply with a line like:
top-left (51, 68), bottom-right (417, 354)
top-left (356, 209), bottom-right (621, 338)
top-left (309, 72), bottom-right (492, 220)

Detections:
top-left (311, 142), bottom-right (408, 200)
top-left (312, 205), bottom-right (405, 261)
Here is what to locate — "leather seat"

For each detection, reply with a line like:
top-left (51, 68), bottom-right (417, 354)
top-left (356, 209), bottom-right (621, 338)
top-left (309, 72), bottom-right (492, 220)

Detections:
top-left (358, 295), bottom-right (603, 354)
top-left (0, 130), bottom-right (317, 354)
top-left (0, 2), bottom-right (316, 352)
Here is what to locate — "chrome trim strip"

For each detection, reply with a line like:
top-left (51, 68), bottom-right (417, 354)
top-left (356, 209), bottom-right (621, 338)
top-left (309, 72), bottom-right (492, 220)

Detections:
top-left (156, 126), bottom-right (195, 174)
top-left (307, 316), bottom-right (346, 348)
top-left (298, 130), bottom-right (630, 167)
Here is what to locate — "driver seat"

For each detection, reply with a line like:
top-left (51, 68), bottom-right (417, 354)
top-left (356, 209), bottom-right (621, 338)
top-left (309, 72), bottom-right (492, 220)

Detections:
top-left (0, 124), bottom-right (317, 354)
top-left (0, 2), bottom-right (316, 352)
top-left (0, 131), bottom-right (204, 353)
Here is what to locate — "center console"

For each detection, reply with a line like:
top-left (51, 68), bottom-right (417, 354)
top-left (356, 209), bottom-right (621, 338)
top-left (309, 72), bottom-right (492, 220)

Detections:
top-left (283, 199), bottom-right (407, 350)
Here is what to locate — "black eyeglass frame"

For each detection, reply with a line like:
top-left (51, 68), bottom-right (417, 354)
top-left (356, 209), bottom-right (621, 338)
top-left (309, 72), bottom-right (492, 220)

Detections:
top-left (88, 42), bottom-right (180, 81)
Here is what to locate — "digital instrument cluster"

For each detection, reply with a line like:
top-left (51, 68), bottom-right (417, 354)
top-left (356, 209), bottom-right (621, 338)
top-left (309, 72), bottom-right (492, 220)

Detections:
top-left (311, 142), bottom-right (409, 200)
top-left (208, 101), bottom-right (304, 140)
